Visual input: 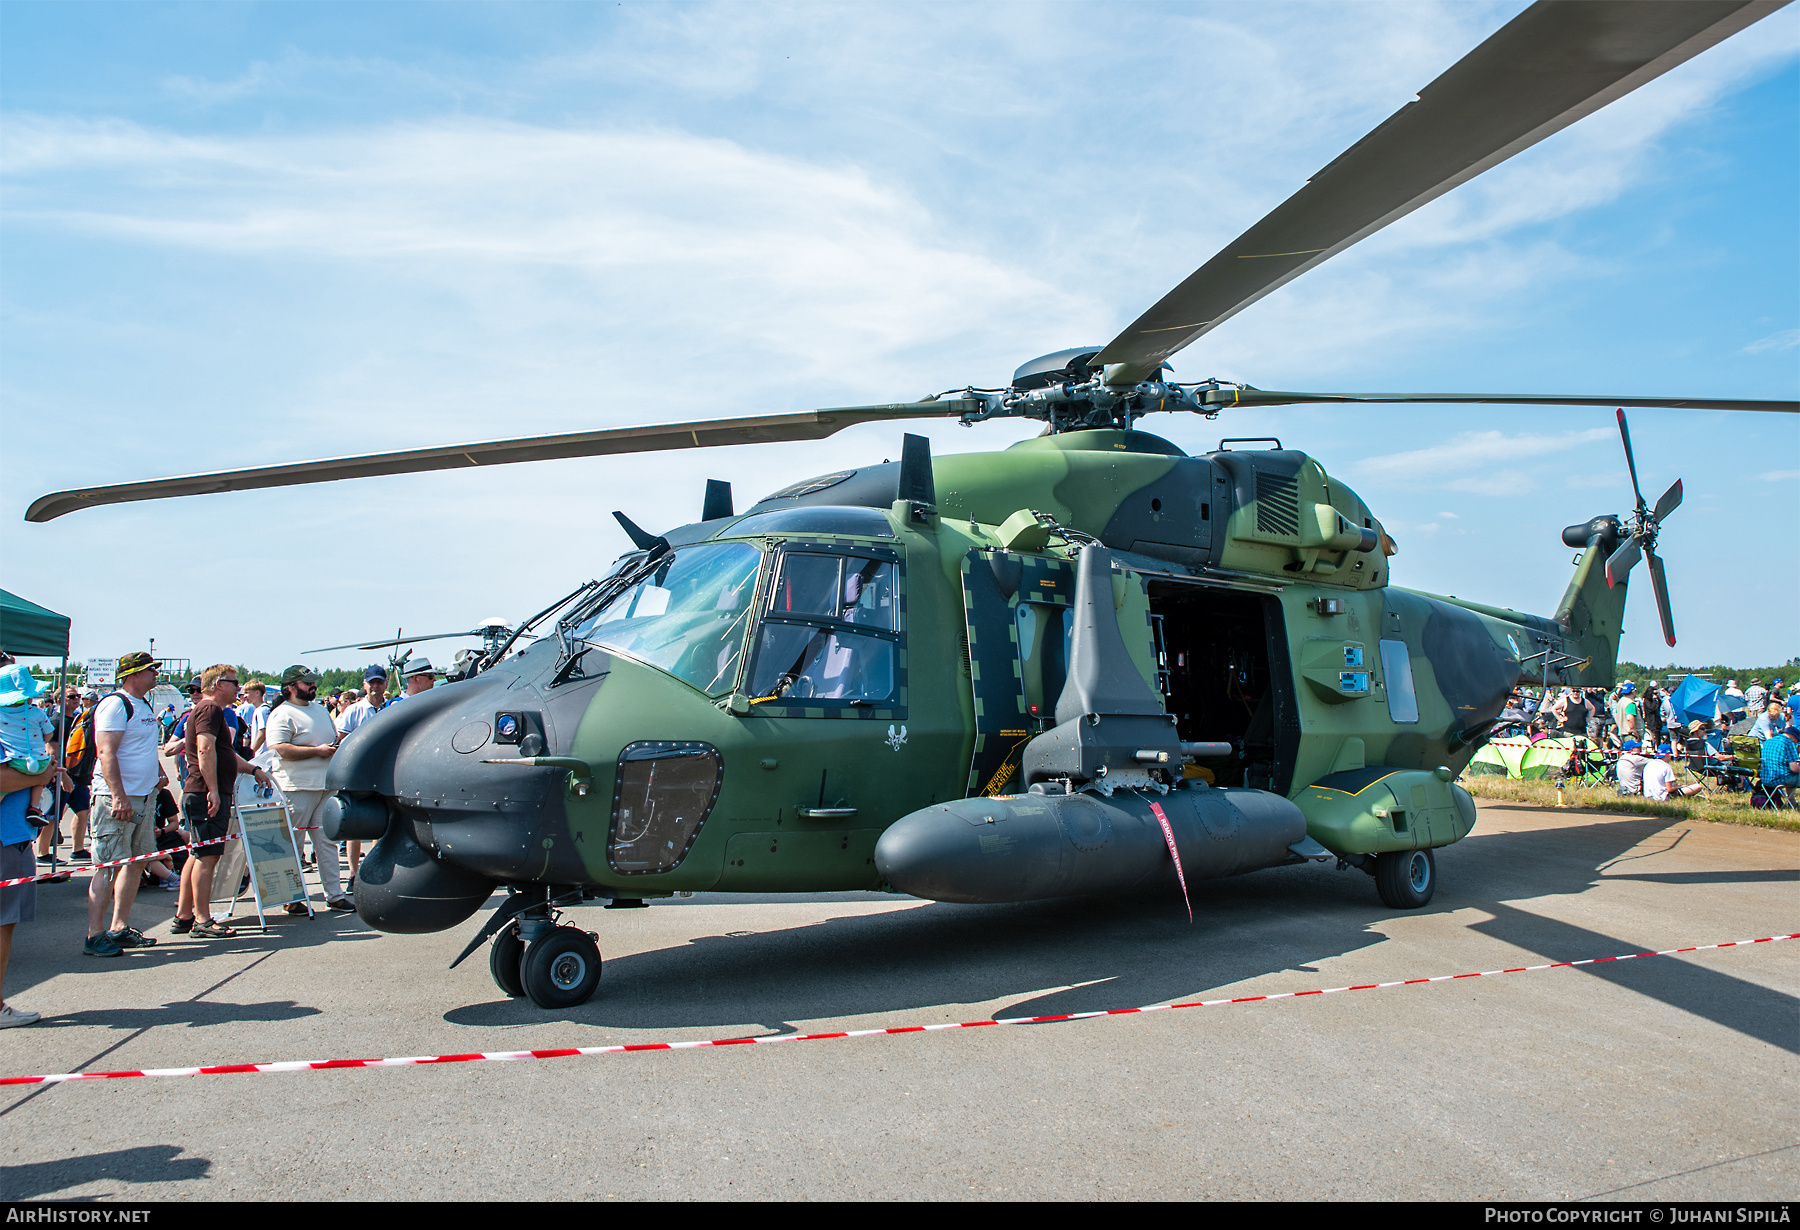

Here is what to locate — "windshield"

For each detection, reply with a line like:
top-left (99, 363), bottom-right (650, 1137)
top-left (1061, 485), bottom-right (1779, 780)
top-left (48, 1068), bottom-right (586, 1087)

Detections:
top-left (571, 542), bottom-right (763, 695)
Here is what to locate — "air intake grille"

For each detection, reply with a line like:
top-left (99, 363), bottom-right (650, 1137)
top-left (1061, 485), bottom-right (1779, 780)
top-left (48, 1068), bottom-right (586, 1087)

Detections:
top-left (1255, 473), bottom-right (1300, 537)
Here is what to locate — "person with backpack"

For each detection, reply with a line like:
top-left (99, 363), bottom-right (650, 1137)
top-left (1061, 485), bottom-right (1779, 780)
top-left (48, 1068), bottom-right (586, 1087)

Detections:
top-left (85, 652), bottom-right (169, 958)
top-left (36, 687), bottom-right (92, 865)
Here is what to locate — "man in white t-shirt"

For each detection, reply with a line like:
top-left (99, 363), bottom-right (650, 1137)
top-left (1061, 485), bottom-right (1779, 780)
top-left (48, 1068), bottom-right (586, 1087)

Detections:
top-left (266, 665), bottom-right (353, 912)
top-left (1642, 746), bottom-right (1703, 800)
top-left (86, 651), bottom-right (169, 958)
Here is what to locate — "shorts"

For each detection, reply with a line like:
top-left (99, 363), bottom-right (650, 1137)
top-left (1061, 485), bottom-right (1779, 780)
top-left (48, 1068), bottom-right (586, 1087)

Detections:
top-left (92, 792), bottom-right (158, 863)
top-left (61, 781), bottom-right (91, 814)
top-left (181, 791), bottom-right (231, 848)
top-left (0, 841), bottom-right (37, 925)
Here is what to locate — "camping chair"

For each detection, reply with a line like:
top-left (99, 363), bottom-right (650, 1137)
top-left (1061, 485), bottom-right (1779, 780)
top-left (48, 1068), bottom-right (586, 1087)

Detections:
top-left (1561, 737), bottom-right (1610, 788)
top-left (1753, 779), bottom-right (1796, 811)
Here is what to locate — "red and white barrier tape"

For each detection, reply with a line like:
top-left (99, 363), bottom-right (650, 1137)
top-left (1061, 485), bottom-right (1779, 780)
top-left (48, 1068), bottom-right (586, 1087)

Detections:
top-left (0, 834), bottom-right (237, 889)
top-left (4, 825), bottom-right (329, 889)
top-left (3, 932), bottom-right (1791, 1087)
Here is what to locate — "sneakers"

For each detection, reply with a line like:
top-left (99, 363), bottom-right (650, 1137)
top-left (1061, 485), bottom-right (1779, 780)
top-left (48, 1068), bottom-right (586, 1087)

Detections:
top-left (190, 920), bottom-right (237, 939)
top-left (106, 926), bottom-right (156, 949)
top-left (71, 848), bottom-right (91, 861)
top-left (284, 902), bottom-right (310, 916)
top-left (82, 933), bottom-right (122, 958)
top-left (326, 896), bottom-right (355, 912)
top-left (170, 916), bottom-right (194, 934)
top-left (0, 1004), bottom-right (40, 1029)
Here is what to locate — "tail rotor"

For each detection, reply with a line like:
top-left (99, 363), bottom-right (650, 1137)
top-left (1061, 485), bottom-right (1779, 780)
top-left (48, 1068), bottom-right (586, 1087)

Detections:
top-left (1602, 409), bottom-right (1681, 646)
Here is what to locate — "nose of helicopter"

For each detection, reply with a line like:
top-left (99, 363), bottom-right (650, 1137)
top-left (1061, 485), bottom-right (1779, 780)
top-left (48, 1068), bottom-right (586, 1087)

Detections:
top-left (321, 660), bottom-right (595, 930)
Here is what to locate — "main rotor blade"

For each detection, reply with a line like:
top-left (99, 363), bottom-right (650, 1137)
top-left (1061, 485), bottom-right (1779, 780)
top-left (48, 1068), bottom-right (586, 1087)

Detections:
top-left (1094, 0), bottom-right (1784, 383)
top-left (303, 630), bottom-right (494, 654)
top-left (1199, 389), bottom-right (1798, 413)
top-left (1617, 409), bottom-right (1646, 511)
top-left (1605, 536), bottom-right (1642, 589)
top-left (1647, 549), bottom-right (1676, 647)
top-left (25, 401), bottom-right (976, 522)
top-left (1652, 478), bottom-right (1684, 524)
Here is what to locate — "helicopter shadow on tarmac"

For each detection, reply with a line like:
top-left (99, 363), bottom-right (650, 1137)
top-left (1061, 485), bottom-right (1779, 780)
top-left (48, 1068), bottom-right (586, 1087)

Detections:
top-left (442, 811), bottom-right (1799, 1046)
top-left (0, 1143), bottom-right (211, 1202)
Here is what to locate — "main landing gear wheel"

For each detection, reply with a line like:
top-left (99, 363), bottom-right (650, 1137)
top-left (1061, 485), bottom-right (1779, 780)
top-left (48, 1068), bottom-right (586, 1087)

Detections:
top-left (1375, 848), bottom-right (1436, 910)
top-left (489, 924), bottom-right (525, 998)
top-left (521, 925), bottom-right (603, 1009)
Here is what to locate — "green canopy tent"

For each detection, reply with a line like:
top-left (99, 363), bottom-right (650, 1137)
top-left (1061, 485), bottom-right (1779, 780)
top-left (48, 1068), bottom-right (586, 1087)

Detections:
top-left (0, 589), bottom-right (73, 813)
top-left (0, 588), bottom-right (71, 660)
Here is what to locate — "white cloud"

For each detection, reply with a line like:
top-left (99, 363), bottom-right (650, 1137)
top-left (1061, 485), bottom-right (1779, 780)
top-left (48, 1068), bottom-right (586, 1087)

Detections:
top-left (1743, 329), bottom-right (1800, 355)
top-left (1761, 469), bottom-right (1800, 482)
top-left (0, 115), bottom-right (1105, 403)
top-left (1350, 427), bottom-right (1614, 495)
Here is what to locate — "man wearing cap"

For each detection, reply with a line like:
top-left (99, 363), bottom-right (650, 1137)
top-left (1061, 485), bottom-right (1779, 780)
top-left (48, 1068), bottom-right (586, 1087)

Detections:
top-left (390, 657), bottom-right (436, 702)
top-left (335, 666), bottom-right (391, 737)
top-left (1643, 746), bottom-right (1704, 800)
top-left (265, 666), bottom-right (353, 912)
top-left (85, 652), bottom-right (168, 958)
top-left (1744, 679), bottom-right (1769, 721)
top-left (1615, 739), bottom-right (1649, 797)
top-left (1613, 682), bottom-right (1642, 746)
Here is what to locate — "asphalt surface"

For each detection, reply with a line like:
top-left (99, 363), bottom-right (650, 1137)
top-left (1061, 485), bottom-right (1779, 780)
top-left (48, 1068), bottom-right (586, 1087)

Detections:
top-left (0, 799), bottom-right (1794, 1202)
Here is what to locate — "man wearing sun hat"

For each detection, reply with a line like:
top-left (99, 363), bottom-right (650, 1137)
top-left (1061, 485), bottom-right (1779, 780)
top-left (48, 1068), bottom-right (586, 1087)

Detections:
top-left (389, 656), bottom-right (436, 702)
top-left (85, 651), bottom-right (168, 958)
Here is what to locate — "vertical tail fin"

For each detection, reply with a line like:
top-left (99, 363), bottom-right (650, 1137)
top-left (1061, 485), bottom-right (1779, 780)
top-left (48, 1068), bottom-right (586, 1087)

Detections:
top-left (1554, 516), bottom-right (1627, 688)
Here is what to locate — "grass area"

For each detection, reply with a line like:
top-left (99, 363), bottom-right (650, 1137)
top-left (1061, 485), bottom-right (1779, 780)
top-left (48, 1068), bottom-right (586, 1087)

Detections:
top-left (1462, 775), bottom-right (1800, 833)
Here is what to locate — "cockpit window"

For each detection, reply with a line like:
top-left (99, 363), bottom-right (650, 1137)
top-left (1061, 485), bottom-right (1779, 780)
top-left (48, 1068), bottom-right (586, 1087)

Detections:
top-left (572, 542), bottom-right (762, 695)
top-left (773, 553), bottom-right (897, 630)
top-left (747, 550), bottom-right (902, 707)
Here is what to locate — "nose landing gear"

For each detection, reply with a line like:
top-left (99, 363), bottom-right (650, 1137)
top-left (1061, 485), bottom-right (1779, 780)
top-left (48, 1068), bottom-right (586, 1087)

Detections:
top-left (485, 891), bottom-right (604, 1008)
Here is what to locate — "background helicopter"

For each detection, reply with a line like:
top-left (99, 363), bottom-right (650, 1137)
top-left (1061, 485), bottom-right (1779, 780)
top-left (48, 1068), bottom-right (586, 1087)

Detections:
top-left (22, 1), bottom-right (1800, 1008)
top-left (306, 618), bottom-right (521, 683)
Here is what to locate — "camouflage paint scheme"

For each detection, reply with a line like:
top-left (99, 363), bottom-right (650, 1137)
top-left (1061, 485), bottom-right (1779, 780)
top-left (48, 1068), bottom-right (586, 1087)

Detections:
top-left (329, 428), bottom-right (1629, 915)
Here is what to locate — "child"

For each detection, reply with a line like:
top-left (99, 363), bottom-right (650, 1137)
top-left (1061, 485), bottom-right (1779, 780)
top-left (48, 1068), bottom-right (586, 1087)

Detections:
top-left (0, 666), bottom-right (56, 829)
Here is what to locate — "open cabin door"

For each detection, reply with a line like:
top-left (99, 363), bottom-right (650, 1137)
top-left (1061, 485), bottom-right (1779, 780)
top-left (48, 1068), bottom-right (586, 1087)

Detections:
top-left (1144, 579), bottom-right (1300, 794)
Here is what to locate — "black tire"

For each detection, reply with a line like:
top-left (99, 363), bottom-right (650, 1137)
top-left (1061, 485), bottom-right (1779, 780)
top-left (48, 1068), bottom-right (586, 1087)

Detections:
top-left (520, 926), bottom-right (602, 1009)
top-left (1375, 848), bottom-right (1436, 909)
top-left (489, 924), bottom-right (525, 998)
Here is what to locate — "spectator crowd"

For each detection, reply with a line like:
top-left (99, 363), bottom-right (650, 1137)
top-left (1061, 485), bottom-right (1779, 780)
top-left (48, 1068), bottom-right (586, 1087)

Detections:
top-left (0, 650), bottom-right (439, 1029)
top-left (1494, 675), bottom-right (1799, 804)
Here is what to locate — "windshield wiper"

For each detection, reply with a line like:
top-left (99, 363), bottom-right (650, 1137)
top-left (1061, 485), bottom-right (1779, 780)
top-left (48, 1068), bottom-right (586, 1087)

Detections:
top-left (470, 579), bottom-right (600, 678)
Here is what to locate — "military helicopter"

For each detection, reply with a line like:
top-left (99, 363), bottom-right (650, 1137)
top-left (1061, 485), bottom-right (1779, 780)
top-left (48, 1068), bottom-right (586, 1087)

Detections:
top-left (26, 1), bottom-right (1798, 1008)
top-left (305, 619), bottom-right (520, 683)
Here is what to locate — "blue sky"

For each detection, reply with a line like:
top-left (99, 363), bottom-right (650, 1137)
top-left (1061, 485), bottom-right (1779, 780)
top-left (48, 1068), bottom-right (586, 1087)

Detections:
top-left (3, 1), bottom-right (1796, 673)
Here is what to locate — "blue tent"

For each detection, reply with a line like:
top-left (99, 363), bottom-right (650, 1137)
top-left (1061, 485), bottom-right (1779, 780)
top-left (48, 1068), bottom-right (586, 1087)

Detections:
top-left (1668, 675), bottom-right (1722, 724)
